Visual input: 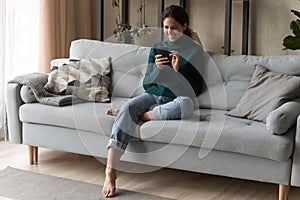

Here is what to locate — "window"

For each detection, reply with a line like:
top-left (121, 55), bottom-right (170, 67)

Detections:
top-left (5, 0), bottom-right (40, 78)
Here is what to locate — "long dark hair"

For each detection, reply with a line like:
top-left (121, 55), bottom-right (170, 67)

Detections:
top-left (162, 5), bottom-right (192, 37)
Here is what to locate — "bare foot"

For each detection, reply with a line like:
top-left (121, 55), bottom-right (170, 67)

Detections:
top-left (102, 168), bottom-right (117, 198)
top-left (140, 111), bottom-right (154, 121)
top-left (106, 108), bottom-right (119, 116)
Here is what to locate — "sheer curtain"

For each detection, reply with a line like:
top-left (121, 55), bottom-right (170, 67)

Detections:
top-left (1, 0), bottom-right (97, 140)
top-left (0, 0), bottom-right (39, 140)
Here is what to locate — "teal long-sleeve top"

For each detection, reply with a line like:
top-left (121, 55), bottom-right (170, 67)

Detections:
top-left (143, 36), bottom-right (204, 99)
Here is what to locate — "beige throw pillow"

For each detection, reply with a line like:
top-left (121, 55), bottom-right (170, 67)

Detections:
top-left (227, 64), bottom-right (300, 122)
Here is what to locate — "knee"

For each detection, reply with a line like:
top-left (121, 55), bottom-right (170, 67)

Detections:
top-left (120, 98), bottom-right (138, 113)
top-left (118, 98), bottom-right (143, 121)
top-left (177, 96), bottom-right (194, 118)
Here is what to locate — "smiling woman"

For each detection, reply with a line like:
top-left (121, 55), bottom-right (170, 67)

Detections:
top-left (0, 0), bottom-right (39, 140)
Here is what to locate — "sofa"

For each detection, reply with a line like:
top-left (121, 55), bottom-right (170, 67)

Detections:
top-left (6, 39), bottom-right (300, 200)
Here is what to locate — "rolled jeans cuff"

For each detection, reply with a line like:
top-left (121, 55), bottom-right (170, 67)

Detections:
top-left (107, 138), bottom-right (127, 154)
top-left (152, 105), bottom-right (165, 120)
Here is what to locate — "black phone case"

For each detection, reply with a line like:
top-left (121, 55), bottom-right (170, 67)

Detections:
top-left (157, 46), bottom-right (170, 60)
top-left (157, 49), bottom-right (169, 58)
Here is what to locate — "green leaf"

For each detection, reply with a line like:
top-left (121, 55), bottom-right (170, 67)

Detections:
top-left (283, 35), bottom-right (300, 50)
top-left (112, 0), bottom-right (119, 8)
top-left (120, 23), bottom-right (131, 31)
top-left (290, 20), bottom-right (300, 37)
top-left (292, 9), bottom-right (300, 18)
top-left (113, 28), bottom-right (119, 35)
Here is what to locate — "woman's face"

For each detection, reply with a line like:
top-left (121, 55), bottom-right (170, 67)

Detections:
top-left (163, 17), bottom-right (187, 42)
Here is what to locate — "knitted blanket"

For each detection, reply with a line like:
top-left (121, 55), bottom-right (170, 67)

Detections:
top-left (8, 73), bottom-right (81, 106)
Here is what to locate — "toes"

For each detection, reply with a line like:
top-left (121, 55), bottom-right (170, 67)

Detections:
top-left (106, 108), bottom-right (112, 115)
top-left (102, 187), bottom-right (115, 198)
top-left (105, 108), bottom-right (119, 116)
top-left (102, 187), bottom-right (108, 197)
top-left (108, 190), bottom-right (114, 198)
top-left (102, 177), bottom-right (116, 198)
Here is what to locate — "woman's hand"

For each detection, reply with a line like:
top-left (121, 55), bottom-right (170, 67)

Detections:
top-left (170, 51), bottom-right (180, 72)
top-left (155, 51), bottom-right (180, 72)
top-left (155, 54), bottom-right (169, 70)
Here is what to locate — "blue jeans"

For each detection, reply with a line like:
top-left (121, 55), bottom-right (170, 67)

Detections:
top-left (107, 93), bottom-right (194, 153)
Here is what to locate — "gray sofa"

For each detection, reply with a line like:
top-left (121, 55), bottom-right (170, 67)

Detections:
top-left (6, 39), bottom-right (300, 200)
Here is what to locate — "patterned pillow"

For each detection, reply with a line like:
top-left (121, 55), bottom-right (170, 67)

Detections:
top-left (44, 57), bottom-right (111, 103)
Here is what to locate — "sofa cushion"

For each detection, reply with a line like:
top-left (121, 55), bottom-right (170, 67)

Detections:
top-left (140, 109), bottom-right (294, 162)
top-left (266, 100), bottom-right (300, 134)
top-left (198, 53), bottom-right (300, 111)
top-left (19, 97), bottom-right (129, 136)
top-left (20, 101), bottom-right (295, 162)
top-left (227, 64), bottom-right (300, 122)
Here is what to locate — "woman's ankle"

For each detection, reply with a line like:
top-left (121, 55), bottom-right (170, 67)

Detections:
top-left (105, 167), bottom-right (117, 178)
top-left (141, 111), bottom-right (154, 121)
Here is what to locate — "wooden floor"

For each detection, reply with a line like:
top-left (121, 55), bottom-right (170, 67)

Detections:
top-left (1, 141), bottom-right (300, 200)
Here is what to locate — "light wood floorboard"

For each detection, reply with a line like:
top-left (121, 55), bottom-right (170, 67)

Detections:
top-left (1, 141), bottom-right (300, 200)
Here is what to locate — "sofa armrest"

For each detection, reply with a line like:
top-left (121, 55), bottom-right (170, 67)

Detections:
top-left (266, 101), bottom-right (300, 134)
top-left (291, 115), bottom-right (300, 186)
top-left (5, 83), bottom-right (24, 144)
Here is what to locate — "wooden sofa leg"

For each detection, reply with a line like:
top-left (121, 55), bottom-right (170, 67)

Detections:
top-left (279, 184), bottom-right (290, 200)
top-left (28, 146), bottom-right (38, 165)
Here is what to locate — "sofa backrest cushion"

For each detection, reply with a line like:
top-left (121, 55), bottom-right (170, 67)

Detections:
top-left (198, 52), bottom-right (300, 110)
top-left (69, 39), bottom-right (300, 110)
top-left (69, 39), bottom-right (150, 98)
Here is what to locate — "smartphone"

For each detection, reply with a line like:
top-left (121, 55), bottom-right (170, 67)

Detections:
top-left (157, 46), bottom-right (170, 61)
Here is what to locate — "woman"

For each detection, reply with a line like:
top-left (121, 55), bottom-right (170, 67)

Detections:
top-left (102, 5), bottom-right (204, 197)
